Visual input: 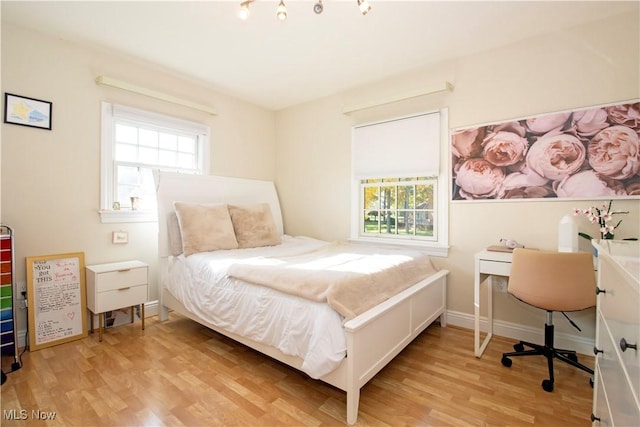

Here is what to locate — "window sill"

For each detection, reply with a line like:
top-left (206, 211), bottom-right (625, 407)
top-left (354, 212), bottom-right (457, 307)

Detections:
top-left (348, 237), bottom-right (449, 257)
top-left (99, 210), bottom-right (157, 224)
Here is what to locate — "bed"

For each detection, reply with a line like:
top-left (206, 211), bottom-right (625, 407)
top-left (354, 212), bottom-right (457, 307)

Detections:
top-left (155, 171), bottom-right (449, 424)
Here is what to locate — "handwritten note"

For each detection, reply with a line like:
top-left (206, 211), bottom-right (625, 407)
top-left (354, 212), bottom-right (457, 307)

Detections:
top-left (27, 254), bottom-right (86, 349)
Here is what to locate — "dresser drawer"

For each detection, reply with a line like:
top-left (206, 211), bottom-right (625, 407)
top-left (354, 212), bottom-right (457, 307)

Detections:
top-left (593, 365), bottom-right (613, 426)
top-left (597, 313), bottom-right (640, 426)
top-left (93, 267), bottom-right (147, 292)
top-left (598, 261), bottom-right (640, 398)
top-left (598, 253), bottom-right (638, 324)
top-left (92, 284), bottom-right (147, 313)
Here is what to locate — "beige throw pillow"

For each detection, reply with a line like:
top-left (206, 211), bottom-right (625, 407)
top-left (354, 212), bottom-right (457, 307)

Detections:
top-left (173, 202), bottom-right (239, 256)
top-left (228, 203), bottom-right (282, 249)
top-left (167, 211), bottom-right (184, 256)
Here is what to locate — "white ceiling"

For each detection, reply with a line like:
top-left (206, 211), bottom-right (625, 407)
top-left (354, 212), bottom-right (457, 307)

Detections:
top-left (2, 1), bottom-right (637, 110)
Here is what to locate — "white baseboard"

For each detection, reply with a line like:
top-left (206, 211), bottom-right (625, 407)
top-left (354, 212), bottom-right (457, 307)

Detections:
top-left (445, 309), bottom-right (595, 357)
top-left (13, 301), bottom-right (160, 350)
top-left (12, 304), bottom-right (593, 358)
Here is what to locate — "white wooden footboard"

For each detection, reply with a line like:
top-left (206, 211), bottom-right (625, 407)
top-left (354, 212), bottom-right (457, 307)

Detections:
top-left (338, 269), bottom-right (448, 424)
top-left (159, 266), bottom-right (448, 425)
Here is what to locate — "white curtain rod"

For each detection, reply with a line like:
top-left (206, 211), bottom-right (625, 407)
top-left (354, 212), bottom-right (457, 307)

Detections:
top-left (342, 81), bottom-right (454, 114)
top-left (95, 76), bottom-right (217, 116)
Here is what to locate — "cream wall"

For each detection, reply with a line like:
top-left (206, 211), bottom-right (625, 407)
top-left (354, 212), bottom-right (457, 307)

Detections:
top-left (1, 24), bottom-right (276, 333)
top-left (275, 12), bottom-right (640, 341)
top-left (1, 12), bottom-right (639, 347)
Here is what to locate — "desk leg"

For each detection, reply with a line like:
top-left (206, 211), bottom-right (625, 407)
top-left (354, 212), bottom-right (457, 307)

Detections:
top-left (141, 303), bottom-right (145, 331)
top-left (474, 268), bottom-right (494, 358)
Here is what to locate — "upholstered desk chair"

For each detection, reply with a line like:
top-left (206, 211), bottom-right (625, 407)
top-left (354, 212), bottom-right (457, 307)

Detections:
top-left (501, 248), bottom-right (596, 392)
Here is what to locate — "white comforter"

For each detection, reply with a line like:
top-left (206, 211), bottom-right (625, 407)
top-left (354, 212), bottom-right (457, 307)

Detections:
top-left (166, 236), bottom-right (347, 378)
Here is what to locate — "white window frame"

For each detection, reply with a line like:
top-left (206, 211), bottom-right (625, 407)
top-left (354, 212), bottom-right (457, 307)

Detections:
top-left (350, 109), bottom-right (449, 257)
top-left (99, 102), bottom-right (210, 223)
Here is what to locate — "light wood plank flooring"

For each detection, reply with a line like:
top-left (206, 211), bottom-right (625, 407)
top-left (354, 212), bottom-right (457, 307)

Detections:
top-left (1, 314), bottom-right (594, 426)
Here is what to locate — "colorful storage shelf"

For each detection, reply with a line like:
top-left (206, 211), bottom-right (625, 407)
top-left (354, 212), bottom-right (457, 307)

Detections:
top-left (0, 225), bottom-right (17, 361)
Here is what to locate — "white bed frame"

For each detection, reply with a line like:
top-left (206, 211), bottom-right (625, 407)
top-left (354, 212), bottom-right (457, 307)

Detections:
top-left (155, 171), bottom-right (449, 424)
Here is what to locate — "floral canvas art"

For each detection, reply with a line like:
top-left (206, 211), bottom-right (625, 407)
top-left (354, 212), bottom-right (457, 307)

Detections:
top-left (451, 100), bottom-right (640, 200)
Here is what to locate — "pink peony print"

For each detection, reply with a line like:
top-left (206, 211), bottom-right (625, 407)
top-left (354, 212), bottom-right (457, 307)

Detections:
top-left (451, 127), bottom-right (484, 159)
top-left (553, 170), bottom-right (627, 197)
top-left (606, 102), bottom-right (640, 128)
top-left (526, 131), bottom-right (586, 181)
top-left (572, 108), bottom-right (610, 137)
top-left (588, 125), bottom-right (640, 179)
top-left (455, 158), bottom-right (505, 199)
top-left (482, 131), bottom-right (529, 167)
top-left (526, 112), bottom-right (571, 134)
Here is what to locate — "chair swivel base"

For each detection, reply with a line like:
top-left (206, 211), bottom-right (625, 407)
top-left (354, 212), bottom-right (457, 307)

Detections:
top-left (501, 324), bottom-right (594, 392)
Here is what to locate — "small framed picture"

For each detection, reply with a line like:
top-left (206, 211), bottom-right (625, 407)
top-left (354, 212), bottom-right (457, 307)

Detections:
top-left (112, 231), bottom-right (129, 244)
top-left (4, 93), bottom-right (52, 130)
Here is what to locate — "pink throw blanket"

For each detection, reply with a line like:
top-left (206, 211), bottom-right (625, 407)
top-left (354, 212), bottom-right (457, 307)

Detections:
top-left (227, 242), bottom-right (438, 320)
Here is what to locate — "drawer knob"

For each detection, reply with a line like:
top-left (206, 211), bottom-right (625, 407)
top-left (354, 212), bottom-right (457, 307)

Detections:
top-left (593, 346), bottom-right (603, 355)
top-left (595, 287), bottom-right (606, 295)
top-left (591, 413), bottom-right (601, 423)
top-left (620, 338), bottom-right (637, 352)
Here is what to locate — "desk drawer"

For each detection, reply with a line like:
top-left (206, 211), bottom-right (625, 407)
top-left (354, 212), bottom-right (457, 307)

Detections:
top-left (479, 260), bottom-right (511, 277)
top-left (93, 284), bottom-right (147, 313)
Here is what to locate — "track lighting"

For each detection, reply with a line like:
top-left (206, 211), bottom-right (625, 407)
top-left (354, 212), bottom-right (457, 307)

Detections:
top-left (313, 1), bottom-right (323, 14)
top-left (237, 0), bottom-right (371, 21)
top-left (357, 0), bottom-right (371, 16)
top-left (238, 0), bottom-right (254, 20)
top-left (276, 0), bottom-right (287, 21)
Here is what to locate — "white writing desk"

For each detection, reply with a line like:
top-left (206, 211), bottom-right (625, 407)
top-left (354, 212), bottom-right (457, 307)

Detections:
top-left (474, 249), bottom-right (513, 357)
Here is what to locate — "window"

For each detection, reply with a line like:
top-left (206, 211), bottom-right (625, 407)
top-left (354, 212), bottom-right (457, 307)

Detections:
top-left (100, 102), bottom-right (210, 223)
top-left (351, 111), bottom-right (448, 256)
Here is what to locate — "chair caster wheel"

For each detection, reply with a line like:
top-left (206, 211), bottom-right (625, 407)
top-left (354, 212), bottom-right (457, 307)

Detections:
top-left (514, 343), bottom-right (525, 352)
top-left (501, 356), bottom-right (512, 367)
top-left (590, 377), bottom-right (594, 388)
top-left (542, 379), bottom-right (554, 392)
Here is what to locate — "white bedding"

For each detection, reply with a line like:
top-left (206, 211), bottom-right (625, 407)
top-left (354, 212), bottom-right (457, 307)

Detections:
top-left (166, 235), bottom-right (347, 378)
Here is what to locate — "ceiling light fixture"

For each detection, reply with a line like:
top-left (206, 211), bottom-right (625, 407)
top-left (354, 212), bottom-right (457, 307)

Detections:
top-left (238, 1), bottom-right (372, 21)
top-left (357, 0), bottom-right (371, 16)
top-left (276, 0), bottom-right (288, 21)
top-left (238, 0), bottom-right (254, 20)
top-left (313, 1), bottom-right (323, 15)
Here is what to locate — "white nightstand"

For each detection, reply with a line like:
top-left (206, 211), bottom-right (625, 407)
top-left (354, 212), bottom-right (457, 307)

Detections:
top-left (85, 260), bottom-right (148, 341)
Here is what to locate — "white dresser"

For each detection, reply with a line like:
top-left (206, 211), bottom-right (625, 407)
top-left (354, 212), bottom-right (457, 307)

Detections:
top-left (592, 240), bottom-right (639, 426)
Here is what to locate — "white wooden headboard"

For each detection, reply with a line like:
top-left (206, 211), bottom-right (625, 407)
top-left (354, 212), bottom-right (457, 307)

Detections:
top-left (155, 171), bottom-right (284, 258)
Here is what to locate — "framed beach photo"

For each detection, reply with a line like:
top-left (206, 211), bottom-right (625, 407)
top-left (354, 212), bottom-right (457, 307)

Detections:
top-left (3, 92), bottom-right (52, 130)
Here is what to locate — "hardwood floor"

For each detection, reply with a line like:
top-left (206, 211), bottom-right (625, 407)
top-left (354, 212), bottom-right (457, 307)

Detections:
top-left (1, 314), bottom-right (594, 426)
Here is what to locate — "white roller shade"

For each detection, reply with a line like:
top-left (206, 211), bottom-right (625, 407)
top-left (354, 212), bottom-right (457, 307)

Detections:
top-left (352, 112), bottom-right (440, 179)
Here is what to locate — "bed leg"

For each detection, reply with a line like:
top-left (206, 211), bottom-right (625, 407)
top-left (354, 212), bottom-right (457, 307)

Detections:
top-left (346, 388), bottom-right (360, 425)
top-left (439, 310), bottom-right (447, 327)
top-left (159, 305), bottom-right (169, 321)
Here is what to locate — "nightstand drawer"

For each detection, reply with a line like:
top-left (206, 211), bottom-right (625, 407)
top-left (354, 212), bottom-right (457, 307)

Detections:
top-left (93, 284), bottom-right (147, 313)
top-left (94, 267), bottom-right (147, 292)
